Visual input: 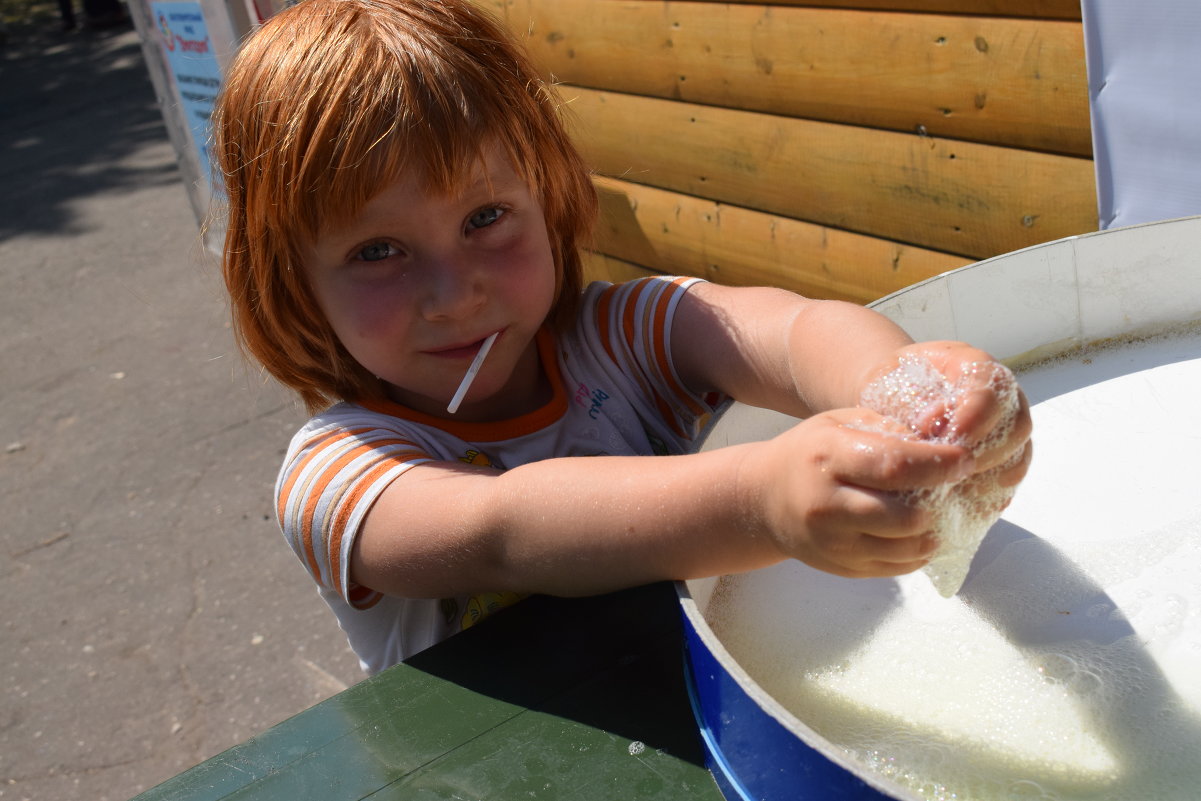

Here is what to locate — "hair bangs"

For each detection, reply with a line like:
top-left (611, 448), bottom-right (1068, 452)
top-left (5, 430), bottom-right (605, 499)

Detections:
top-left (214, 0), bottom-right (597, 412)
top-left (279, 1), bottom-right (544, 244)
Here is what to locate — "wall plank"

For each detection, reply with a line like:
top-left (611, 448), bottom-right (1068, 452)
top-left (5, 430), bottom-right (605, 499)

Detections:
top-left (508, 0), bottom-right (1091, 156)
top-left (480, 0), bottom-right (1098, 300)
top-left (706, 0), bottom-right (1081, 20)
top-left (488, 0), bottom-right (1083, 22)
top-left (592, 176), bottom-right (969, 303)
top-left (567, 87), bottom-right (1096, 260)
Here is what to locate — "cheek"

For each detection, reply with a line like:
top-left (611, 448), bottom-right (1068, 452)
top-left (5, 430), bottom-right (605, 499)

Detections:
top-left (317, 279), bottom-right (411, 351)
top-left (505, 228), bottom-right (558, 311)
top-left (348, 288), bottom-right (402, 337)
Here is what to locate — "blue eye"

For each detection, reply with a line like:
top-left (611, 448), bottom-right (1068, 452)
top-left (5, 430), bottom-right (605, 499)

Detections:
top-left (356, 242), bottom-right (398, 262)
top-left (468, 206), bottom-right (504, 230)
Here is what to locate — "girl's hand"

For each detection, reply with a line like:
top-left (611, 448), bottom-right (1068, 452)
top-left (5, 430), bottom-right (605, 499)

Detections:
top-left (861, 341), bottom-right (1033, 487)
top-left (741, 409), bottom-right (977, 579)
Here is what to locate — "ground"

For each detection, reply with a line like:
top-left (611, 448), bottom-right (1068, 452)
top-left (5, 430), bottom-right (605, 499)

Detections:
top-left (0, 19), bottom-right (362, 801)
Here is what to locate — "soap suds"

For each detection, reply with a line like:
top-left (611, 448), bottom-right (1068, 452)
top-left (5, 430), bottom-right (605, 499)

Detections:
top-left (859, 355), bottom-right (1021, 596)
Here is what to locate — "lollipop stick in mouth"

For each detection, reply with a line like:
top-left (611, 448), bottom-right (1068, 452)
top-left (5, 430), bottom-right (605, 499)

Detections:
top-left (447, 332), bottom-right (499, 414)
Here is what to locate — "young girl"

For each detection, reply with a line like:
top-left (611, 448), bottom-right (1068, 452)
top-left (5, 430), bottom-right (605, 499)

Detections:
top-left (212, 0), bottom-right (1031, 674)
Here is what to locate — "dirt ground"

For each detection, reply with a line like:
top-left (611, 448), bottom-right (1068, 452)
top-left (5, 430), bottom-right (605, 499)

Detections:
top-left (0, 21), bottom-right (363, 801)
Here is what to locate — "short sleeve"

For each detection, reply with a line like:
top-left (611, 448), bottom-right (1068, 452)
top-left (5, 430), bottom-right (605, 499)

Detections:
top-left (586, 276), bottom-right (728, 441)
top-left (275, 417), bottom-right (433, 609)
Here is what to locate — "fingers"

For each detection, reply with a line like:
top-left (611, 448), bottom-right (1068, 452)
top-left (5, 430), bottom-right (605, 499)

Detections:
top-left (949, 386), bottom-right (1032, 486)
top-left (799, 522), bottom-right (938, 578)
top-left (812, 409), bottom-right (975, 492)
top-left (768, 415), bottom-right (954, 577)
top-left (876, 341), bottom-right (1034, 477)
top-left (765, 376), bottom-right (1031, 581)
top-left (982, 437), bottom-right (1033, 489)
top-left (817, 555), bottom-right (933, 580)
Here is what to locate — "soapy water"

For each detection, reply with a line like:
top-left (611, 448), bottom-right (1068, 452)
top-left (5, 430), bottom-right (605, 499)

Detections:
top-left (858, 355), bottom-right (1021, 597)
top-left (697, 329), bottom-right (1201, 801)
top-left (707, 534), bottom-right (1201, 801)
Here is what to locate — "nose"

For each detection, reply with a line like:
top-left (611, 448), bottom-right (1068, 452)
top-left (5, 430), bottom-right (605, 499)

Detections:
top-left (419, 254), bottom-right (486, 321)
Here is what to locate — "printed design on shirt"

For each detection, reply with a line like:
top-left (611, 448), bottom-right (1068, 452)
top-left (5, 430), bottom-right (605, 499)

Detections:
top-left (458, 448), bottom-right (498, 468)
top-left (572, 381), bottom-right (611, 420)
top-left (645, 431), bottom-right (669, 456)
top-left (461, 591), bottom-right (526, 630)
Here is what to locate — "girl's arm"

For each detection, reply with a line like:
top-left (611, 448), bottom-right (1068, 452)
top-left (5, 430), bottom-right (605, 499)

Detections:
top-left (352, 284), bottom-right (1031, 601)
top-left (351, 407), bottom-right (974, 599)
top-left (670, 281), bottom-right (1032, 468)
top-left (670, 281), bottom-right (913, 418)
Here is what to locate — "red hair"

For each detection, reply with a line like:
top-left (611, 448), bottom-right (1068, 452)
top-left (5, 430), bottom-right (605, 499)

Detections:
top-left (212, 0), bottom-right (597, 412)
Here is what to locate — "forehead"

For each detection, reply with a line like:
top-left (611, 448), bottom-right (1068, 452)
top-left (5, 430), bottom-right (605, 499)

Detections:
top-left (332, 142), bottom-right (528, 220)
top-left (315, 146), bottom-right (534, 241)
top-left (434, 144), bottom-right (528, 199)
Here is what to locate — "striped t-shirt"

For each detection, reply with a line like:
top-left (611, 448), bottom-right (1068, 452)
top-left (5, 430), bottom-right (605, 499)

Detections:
top-left (275, 276), bottom-right (728, 673)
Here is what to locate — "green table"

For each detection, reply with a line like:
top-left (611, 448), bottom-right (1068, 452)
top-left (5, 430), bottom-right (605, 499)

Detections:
top-left (134, 582), bottom-right (725, 800)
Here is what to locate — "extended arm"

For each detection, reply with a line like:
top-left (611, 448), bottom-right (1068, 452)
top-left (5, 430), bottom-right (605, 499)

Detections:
top-left (352, 283), bottom-right (1031, 601)
top-left (670, 281), bottom-right (913, 417)
top-left (670, 281), bottom-right (1031, 469)
top-left (351, 410), bottom-right (972, 599)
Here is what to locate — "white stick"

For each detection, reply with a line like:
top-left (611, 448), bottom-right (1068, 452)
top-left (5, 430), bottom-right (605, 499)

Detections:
top-left (446, 332), bottom-right (498, 414)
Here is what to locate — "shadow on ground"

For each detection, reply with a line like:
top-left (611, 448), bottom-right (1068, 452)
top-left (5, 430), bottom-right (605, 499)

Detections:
top-left (0, 19), bottom-right (180, 243)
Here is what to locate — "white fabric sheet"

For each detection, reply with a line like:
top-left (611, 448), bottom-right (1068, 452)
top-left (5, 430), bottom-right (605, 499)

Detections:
top-left (1082, 1), bottom-right (1201, 229)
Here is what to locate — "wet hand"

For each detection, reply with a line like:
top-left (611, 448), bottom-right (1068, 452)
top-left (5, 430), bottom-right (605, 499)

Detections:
top-left (861, 341), bottom-right (1033, 487)
top-left (745, 408), bottom-right (977, 579)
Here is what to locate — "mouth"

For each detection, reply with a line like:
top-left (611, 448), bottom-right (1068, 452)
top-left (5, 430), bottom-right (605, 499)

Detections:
top-left (424, 330), bottom-right (502, 360)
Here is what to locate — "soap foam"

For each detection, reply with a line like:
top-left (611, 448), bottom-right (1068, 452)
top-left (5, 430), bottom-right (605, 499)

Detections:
top-left (698, 332), bottom-right (1201, 801)
top-left (858, 355), bottom-right (1021, 596)
top-left (707, 533), bottom-right (1201, 801)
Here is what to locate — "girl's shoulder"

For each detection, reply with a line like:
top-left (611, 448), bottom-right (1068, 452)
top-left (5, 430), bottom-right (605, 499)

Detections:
top-left (282, 401), bottom-right (436, 462)
top-left (572, 275), bottom-right (706, 360)
top-left (294, 401), bottom-right (408, 438)
top-left (578, 275), bottom-right (704, 314)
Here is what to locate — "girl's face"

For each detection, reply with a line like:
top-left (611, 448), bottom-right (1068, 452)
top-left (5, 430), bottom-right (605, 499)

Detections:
top-left (301, 148), bottom-right (558, 422)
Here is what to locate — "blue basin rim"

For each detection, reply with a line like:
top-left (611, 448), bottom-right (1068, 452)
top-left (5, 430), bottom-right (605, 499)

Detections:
top-left (681, 608), bottom-right (901, 801)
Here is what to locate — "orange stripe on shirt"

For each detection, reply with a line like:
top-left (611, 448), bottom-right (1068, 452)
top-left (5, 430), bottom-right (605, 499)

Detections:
top-left (632, 278), bottom-right (700, 438)
top-left (287, 430), bottom-right (384, 581)
top-left (348, 583), bottom-right (383, 610)
top-left (597, 279), bottom-right (685, 436)
top-left (326, 450), bottom-right (426, 599)
top-left (297, 437), bottom-right (415, 587)
top-left (621, 279), bottom-right (649, 358)
top-left (651, 277), bottom-right (706, 419)
top-left (276, 427), bottom-right (375, 524)
top-left (595, 281), bottom-right (618, 365)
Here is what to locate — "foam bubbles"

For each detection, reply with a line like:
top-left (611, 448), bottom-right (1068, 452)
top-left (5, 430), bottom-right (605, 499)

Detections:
top-left (859, 355), bottom-right (1021, 596)
top-left (1006, 780), bottom-right (1055, 801)
top-left (699, 333), bottom-right (1201, 801)
top-left (706, 523), bottom-right (1201, 801)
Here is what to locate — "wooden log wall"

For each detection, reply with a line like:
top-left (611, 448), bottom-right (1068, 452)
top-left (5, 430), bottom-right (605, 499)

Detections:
top-left (479, 0), bottom-right (1097, 304)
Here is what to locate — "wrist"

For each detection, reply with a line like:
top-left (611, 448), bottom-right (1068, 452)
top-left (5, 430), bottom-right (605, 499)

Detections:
top-left (728, 440), bottom-right (787, 562)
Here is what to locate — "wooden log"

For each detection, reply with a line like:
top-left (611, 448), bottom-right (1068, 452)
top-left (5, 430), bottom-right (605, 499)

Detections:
top-left (564, 87), bottom-right (1097, 260)
top-left (699, 0), bottom-right (1080, 20)
top-left (502, 0), bottom-right (1091, 157)
top-left (486, 0), bottom-right (1082, 22)
top-left (591, 176), bottom-right (970, 304)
